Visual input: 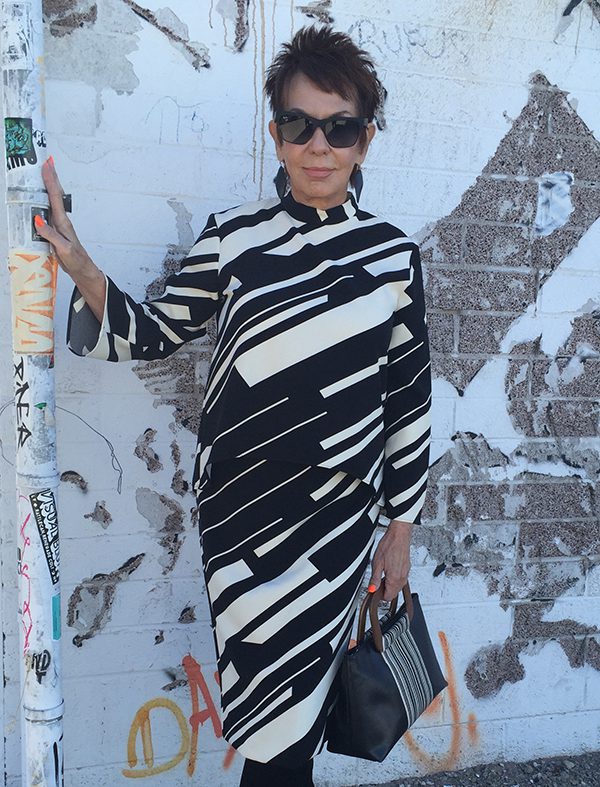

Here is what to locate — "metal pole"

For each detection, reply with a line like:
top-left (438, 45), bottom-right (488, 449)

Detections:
top-left (2, 2), bottom-right (64, 785)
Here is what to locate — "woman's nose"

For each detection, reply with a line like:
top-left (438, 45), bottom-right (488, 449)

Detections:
top-left (307, 126), bottom-right (330, 152)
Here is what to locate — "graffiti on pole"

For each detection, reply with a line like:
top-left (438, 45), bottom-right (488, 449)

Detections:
top-left (9, 250), bottom-right (58, 354)
top-left (17, 494), bottom-right (34, 653)
top-left (30, 488), bottom-right (60, 586)
top-left (14, 356), bottom-right (32, 447)
top-left (27, 649), bottom-right (52, 684)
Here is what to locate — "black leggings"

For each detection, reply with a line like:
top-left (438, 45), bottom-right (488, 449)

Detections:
top-left (239, 758), bottom-right (314, 786)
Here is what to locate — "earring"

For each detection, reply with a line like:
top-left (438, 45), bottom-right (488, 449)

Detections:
top-left (351, 164), bottom-right (363, 202)
top-left (275, 162), bottom-right (288, 199)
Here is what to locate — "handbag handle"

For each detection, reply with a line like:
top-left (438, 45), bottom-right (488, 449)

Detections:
top-left (356, 581), bottom-right (414, 653)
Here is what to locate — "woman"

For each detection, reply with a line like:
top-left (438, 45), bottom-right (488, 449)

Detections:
top-left (36, 26), bottom-right (431, 787)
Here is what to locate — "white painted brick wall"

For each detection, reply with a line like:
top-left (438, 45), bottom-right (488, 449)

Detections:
top-left (1, 1), bottom-right (599, 785)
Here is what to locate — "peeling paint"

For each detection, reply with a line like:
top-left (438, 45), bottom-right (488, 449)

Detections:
top-left (43, 0), bottom-right (97, 37)
top-left (178, 605), bottom-right (196, 624)
top-left (123, 1), bottom-right (210, 70)
top-left (135, 488), bottom-right (185, 574)
top-left (66, 554), bottom-right (145, 647)
top-left (296, 0), bottom-right (333, 24)
top-left (83, 500), bottom-right (113, 528)
top-left (216, 0), bottom-right (250, 52)
top-left (134, 200), bottom-right (216, 435)
top-left (134, 428), bottom-right (163, 473)
top-left (59, 470), bottom-right (88, 491)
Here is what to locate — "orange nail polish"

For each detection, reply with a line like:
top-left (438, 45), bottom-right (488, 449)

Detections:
top-left (34, 214), bottom-right (45, 228)
top-left (368, 584), bottom-right (377, 593)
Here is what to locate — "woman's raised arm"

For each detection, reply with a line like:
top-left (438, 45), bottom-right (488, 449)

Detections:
top-left (35, 157), bottom-right (106, 322)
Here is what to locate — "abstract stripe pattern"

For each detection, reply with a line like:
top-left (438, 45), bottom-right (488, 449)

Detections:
top-left (381, 612), bottom-right (435, 728)
top-left (198, 458), bottom-right (379, 764)
top-left (67, 192), bottom-right (431, 523)
top-left (66, 192), bottom-right (432, 763)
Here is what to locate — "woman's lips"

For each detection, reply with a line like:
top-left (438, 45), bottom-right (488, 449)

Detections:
top-left (303, 167), bottom-right (334, 179)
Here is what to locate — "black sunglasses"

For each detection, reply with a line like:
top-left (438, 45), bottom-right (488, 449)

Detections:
top-left (275, 111), bottom-right (368, 148)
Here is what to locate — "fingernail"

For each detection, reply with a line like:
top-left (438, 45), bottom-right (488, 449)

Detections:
top-left (368, 584), bottom-right (377, 593)
top-left (34, 215), bottom-right (45, 228)
top-left (48, 155), bottom-right (55, 166)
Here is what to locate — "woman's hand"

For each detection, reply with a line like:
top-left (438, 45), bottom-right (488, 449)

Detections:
top-left (36, 156), bottom-right (106, 322)
top-left (367, 520), bottom-right (413, 601)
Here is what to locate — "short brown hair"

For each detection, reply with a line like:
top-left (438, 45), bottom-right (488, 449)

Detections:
top-left (265, 26), bottom-right (385, 122)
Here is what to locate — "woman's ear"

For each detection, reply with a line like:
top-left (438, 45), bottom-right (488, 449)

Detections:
top-left (268, 119), bottom-right (282, 157)
top-left (358, 122), bottom-right (376, 163)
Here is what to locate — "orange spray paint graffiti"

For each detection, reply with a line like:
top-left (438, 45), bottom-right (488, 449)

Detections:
top-left (123, 654), bottom-right (236, 779)
top-left (403, 631), bottom-right (478, 771)
top-left (9, 250), bottom-right (58, 354)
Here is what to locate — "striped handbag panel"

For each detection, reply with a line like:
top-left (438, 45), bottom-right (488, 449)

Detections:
top-left (380, 613), bottom-right (435, 728)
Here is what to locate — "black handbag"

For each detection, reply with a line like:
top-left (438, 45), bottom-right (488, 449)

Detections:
top-left (326, 581), bottom-right (447, 762)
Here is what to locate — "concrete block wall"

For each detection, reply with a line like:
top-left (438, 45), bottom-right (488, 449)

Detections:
top-left (1, 1), bottom-right (599, 785)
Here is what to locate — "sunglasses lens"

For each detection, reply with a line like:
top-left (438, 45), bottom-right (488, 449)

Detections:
top-left (277, 114), bottom-right (364, 147)
top-left (325, 118), bottom-right (361, 148)
top-left (279, 116), bottom-right (314, 145)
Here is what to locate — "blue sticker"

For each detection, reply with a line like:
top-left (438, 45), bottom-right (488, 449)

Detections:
top-left (52, 594), bottom-right (61, 640)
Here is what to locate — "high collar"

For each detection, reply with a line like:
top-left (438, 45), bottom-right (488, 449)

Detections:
top-left (281, 191), bottom-right (358, 225)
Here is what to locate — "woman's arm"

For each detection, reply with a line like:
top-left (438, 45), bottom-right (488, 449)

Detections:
top-left (36, 156), bottom-right (221, 362)
top-left (369, 245), bottom-right (431, 601)
top-left (36, 157), bottom-right (106, 322)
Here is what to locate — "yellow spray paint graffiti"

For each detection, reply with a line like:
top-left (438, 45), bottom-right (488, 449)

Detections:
top-left (123, 654), bottom-right (236, 779)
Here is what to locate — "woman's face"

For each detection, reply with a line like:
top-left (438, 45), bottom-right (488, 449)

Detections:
top-left (268, 73), bottom-right (375, 210)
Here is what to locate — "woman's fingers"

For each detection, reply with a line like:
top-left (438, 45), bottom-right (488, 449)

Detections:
top-left (41, 157), bottom-right (75, 237)
top-left (34, 215), bottom-right (72, 268)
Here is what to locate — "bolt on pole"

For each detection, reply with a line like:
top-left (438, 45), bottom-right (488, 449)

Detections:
top-left (2, 2), bottom-right (64, 785)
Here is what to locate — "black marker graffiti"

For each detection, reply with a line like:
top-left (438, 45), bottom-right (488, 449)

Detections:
top-left (30, 489), bottom-right (60, 585)
top-left (33, 128), bottom-right (47, 148)
top-left (29, 649), bottom-right (51, 683)
top-left (5, 117), bottom-right (37, 170)
top-left (14, 358), bottom-right (32, 448)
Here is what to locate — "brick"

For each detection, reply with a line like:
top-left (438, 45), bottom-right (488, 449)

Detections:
top-left (427, 267), bottom-right (536, 311)
top-left (530, 227), bottom-right (589, 272)
top-left (427, 311), bottom-right (455, 353)
top-left (513, 600), bottom-right (596, 639)
top-left (518, 521), bottom-right (600, 559)
top-left (452, 177), bottom-right (538, 224)
top-left (531, 358), bottom-right (600, 398)
top-left (508, 398), bottom-right (600, 437)
top-left (458, 314), bottom-right (515, 353)
top-left (431, 355), bottom-right (484, 393)
top-left (569, 184), bottom-right (600, 227)
top-left (447, 481), bottom-right (595, 522)
top-left (501, 559), bottom-right (587, 600)
top-left (505, 358), bottom-right (531, 399)
top-left (420, 221), bottom-right (463, 266)
top-left (463, 223), bottom-right (531, 267)
top-left (560, 314), bottom-right (600, 355)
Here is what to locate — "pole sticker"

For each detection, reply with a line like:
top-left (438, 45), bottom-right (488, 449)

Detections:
top-left (30, 489), bottom-right (60, 585)
top-left (5, 117), bottom-right (37, 169)
top-left (9, 250), bottom-right (58, 354)
top-left (2, 2), bottom-right (34, 69)
top-left (52, 594), bottom-right (61, 640)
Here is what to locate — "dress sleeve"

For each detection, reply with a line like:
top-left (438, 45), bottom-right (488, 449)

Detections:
top-left (67, 214), bottom-right (221, 362)
top-left (382, 246), bottom-right (431, 523)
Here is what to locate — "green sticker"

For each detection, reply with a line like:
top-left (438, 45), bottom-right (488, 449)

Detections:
top-left (52, 594), bottom-right (61, 640)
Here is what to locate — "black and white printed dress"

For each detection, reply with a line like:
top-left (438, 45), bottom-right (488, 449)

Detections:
top-left (67, 192), bottom-right (431, 766)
